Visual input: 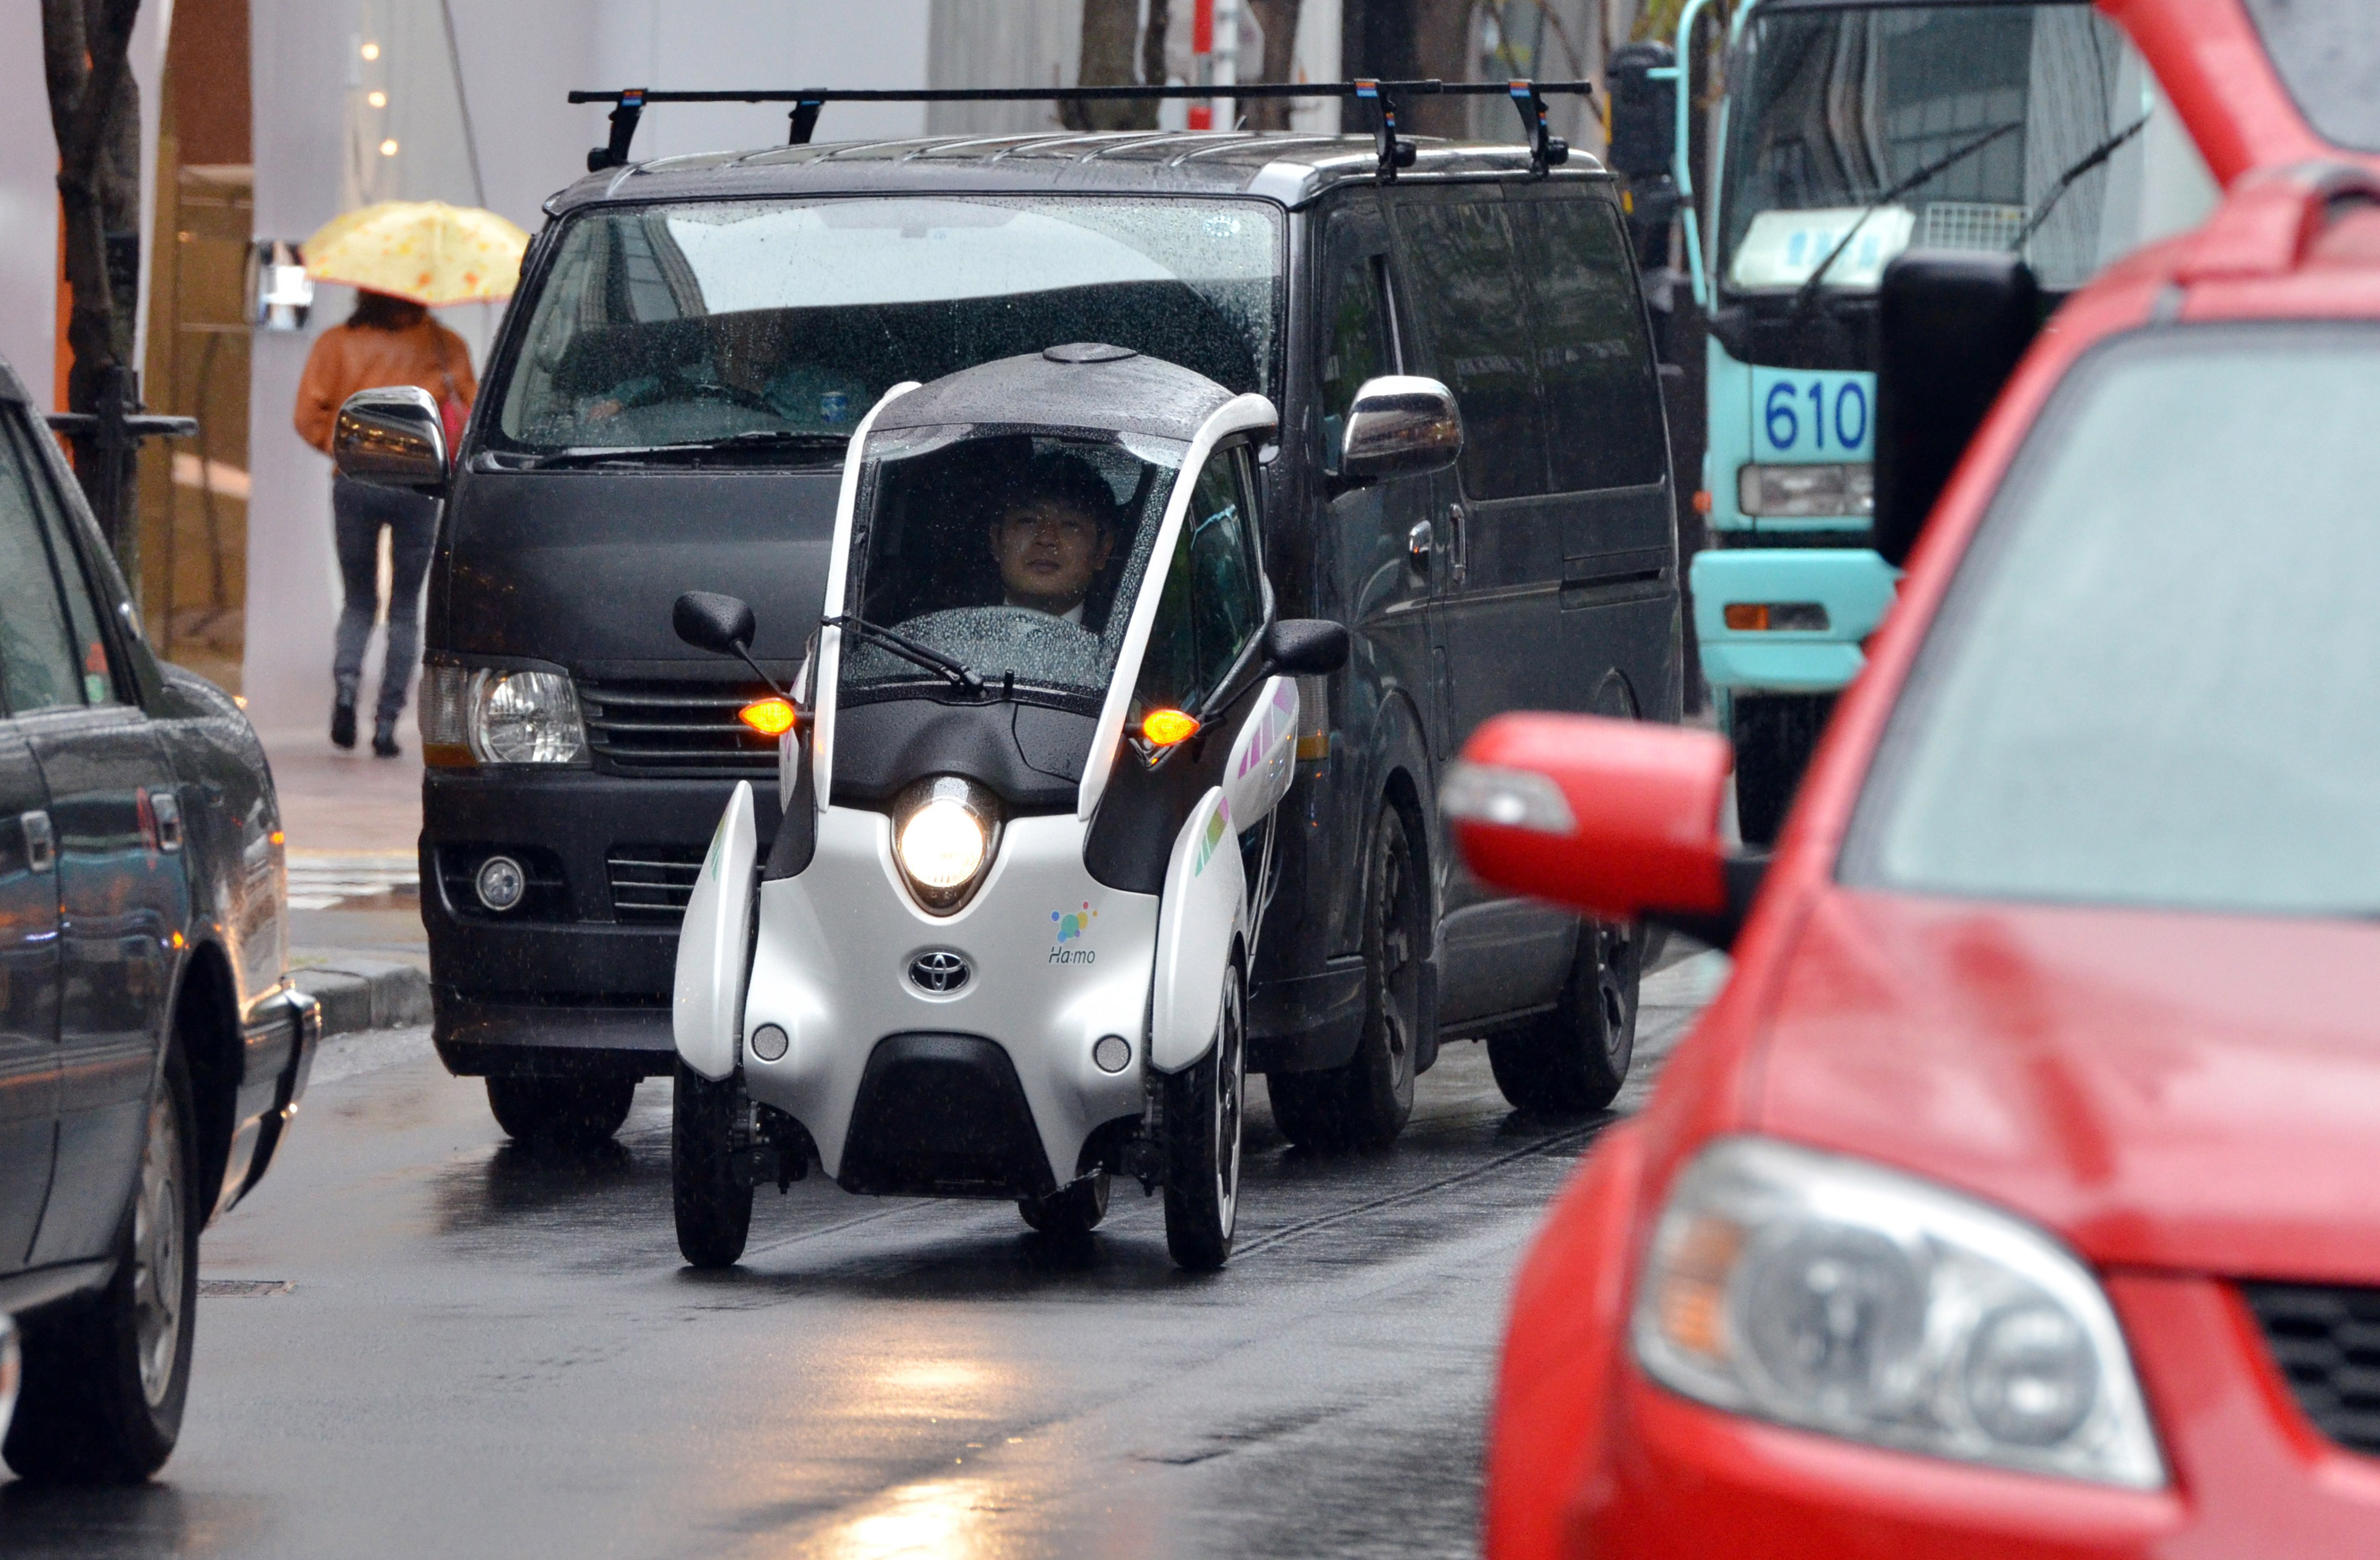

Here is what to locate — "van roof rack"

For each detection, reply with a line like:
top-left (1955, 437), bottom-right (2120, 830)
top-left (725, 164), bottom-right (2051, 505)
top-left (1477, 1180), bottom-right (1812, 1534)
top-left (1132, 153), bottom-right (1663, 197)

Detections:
top-left (567, 79), bottom-right (1589, 181)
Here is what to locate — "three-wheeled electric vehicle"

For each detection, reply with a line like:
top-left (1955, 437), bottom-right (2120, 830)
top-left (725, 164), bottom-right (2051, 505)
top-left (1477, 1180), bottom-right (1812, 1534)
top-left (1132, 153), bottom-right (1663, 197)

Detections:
top-left (667, 343), bottom-right (1373, 1271)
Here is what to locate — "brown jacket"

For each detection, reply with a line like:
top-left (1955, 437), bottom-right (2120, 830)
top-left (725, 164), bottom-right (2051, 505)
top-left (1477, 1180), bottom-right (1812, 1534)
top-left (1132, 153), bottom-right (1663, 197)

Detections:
top-left (293, 318), bottom-right (479, 454)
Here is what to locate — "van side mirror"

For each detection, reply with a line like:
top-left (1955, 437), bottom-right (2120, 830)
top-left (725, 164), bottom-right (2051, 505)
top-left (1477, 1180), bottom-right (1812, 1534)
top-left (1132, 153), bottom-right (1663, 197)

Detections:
top-left (674, 591), bottom-right (757, 656)
top-left (1264, 618), bottom-right (1349, 676)
top-left (1339, 376), bottom-right (1462, 483)
top-left (1604, 41), bottom-right (1677, 178)
top-left (1445, 713), bottom-right (1767, 949)
top-left (332, 387), bottom-right (448, 491)
top-left (1873, 252), bottom-right (2040, 567)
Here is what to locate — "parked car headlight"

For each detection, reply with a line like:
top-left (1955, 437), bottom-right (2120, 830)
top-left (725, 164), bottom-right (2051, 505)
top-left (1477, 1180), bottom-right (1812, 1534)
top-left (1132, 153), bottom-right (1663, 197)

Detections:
top-left (891, 776), bottom-right (1000, 913)
top-left (1632, 1137), bottom-right (2163, 1489)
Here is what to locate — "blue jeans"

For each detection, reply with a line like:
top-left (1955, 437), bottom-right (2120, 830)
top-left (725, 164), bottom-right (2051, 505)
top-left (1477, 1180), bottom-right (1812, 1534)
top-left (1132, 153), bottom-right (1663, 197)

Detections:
top-left (331, 478), bottom-right (438, 726)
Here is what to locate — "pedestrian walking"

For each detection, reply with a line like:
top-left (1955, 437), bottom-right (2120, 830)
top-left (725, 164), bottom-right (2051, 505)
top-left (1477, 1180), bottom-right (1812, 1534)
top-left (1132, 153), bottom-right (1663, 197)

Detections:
top-left (293, 288), bottom-right (475, 756)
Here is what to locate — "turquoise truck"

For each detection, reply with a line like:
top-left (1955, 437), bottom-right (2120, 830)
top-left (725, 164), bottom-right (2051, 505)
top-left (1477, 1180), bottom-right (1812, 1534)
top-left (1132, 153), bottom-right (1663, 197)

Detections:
top-left (1641, 0), bottom-right (2211, 840)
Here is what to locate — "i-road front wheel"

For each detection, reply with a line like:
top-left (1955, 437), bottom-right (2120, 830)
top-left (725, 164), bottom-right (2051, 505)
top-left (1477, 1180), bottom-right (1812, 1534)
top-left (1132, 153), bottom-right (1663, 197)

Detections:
top-left (672, 1062), bottom-right (752, 1269)
top-left (1163, 962), bottom-right (1245, 1272)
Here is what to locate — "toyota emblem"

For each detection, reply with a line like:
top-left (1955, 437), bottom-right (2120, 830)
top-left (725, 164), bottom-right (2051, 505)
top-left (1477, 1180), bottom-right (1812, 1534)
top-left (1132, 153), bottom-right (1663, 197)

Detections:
top-left (908, 950), bottom-right (971, 995)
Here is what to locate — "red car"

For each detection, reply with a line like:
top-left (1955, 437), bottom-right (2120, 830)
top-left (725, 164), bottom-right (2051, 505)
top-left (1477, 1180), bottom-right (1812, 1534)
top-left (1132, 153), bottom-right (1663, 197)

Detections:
top-left (2106, 0), bottom-right (2380, 186)
top-left (1458, 142), bottom-right (2380, 1560)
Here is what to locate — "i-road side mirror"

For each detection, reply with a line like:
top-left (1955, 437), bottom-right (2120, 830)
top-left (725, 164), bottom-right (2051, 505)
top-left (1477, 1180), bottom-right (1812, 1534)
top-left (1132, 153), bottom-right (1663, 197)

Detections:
top-left (674, 591), bottom-right (757, 656)
top-left (1264, 618), bottom-right (1349, 676)
top-left (332, 386), bottom-right (448, 493)
top-left (1873, 251), bottom-right (2040, 568)
top-left (1340, 376), bottom-right (1462, 483)
top-left (1444, 713), bottom-right (1767, 949)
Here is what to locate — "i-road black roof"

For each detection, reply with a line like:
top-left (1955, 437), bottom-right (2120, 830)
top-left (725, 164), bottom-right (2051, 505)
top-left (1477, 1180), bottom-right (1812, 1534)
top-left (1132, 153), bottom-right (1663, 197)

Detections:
top-left (544, 131), bottom-right (1611, 219)
top-left (876, 345), bottom-right (1238, 445)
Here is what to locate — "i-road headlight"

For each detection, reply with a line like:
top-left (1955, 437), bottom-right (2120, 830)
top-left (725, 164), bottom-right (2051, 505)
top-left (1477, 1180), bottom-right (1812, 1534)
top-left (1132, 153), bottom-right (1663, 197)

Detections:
top-left (1632, 1137), bottom-right (2163, 1489)
top-left (891, 776), bottom-right (1000, 913)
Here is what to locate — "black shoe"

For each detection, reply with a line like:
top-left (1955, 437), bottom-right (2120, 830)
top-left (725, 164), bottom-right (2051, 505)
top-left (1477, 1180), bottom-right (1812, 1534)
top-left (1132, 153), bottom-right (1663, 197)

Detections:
top-left (372, 719), bottom-right (401, 759)
top-left (331, 697), bottom-right (357, 750)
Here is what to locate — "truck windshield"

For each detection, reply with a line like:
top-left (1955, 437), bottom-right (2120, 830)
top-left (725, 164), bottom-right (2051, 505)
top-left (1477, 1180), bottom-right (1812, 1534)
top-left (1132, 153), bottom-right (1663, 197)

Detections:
top-left (491, 197), bottom-right (1279, 455)
top-left (1719, 4), bottom-right (2151, 295)
top-left (1842, 325), bottom-right (2380, 919)
top-left (839, 426), bottom-right (1184, 708)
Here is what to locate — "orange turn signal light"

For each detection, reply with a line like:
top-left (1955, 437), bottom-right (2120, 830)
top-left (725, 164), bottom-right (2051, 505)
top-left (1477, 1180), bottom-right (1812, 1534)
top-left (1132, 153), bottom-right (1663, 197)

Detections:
top-left (1140, 709), bottom-right (1201, 747)
top-left (1723, 603), bottom-right (1771, 631)
top-left (738, 697), bottom-right (798, 737)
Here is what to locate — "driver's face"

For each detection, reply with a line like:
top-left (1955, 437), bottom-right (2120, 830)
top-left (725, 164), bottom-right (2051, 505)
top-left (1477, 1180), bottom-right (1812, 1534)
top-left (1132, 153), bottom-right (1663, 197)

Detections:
top-left (991, 497), bottom-right (1113, 615)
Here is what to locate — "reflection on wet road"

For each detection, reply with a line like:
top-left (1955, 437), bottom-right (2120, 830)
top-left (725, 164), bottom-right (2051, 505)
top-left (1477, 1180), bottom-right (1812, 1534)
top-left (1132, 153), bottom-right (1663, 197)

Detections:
top-left (4, 954), bottom-right (1723, 1559)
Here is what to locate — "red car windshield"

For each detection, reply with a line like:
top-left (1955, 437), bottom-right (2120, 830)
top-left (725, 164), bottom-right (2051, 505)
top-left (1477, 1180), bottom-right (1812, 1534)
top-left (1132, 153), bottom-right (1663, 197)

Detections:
top-left (2241, 0), bottom-right (2380, 155)
top-left (1843, 323), bottom-right (2380, 917)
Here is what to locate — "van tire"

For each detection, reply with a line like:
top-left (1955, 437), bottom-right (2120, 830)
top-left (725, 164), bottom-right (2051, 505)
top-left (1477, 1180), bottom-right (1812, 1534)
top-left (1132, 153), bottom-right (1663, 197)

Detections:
top-left (1266, 807), bottom-right (1420, 1150)
top-left (485, 1076), bottom-right (636, 1147)
top-left (1488, 920), bottom-right (1642, 1114)
top-left (1019, 1171), bottom-right (1109, 1235)
top-left (672, 1063), bottom-right (753, 1268)
top-left (5, 1045), bottom-right (199, 1483)
top-left (1163, 963), bottom-right (1244, 1271)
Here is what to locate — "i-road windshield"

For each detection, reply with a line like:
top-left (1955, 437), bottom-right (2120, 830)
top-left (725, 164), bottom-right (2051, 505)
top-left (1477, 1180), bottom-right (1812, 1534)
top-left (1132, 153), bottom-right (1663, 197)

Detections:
top-left (838, 427), bottom-right (1187, 711)
top-left (1842, 325), bottom-right (2380, 919)
top-left (1718, 4), bottom-right (2155, 297)
top-left (489, 197), bottom-right (1280, 460)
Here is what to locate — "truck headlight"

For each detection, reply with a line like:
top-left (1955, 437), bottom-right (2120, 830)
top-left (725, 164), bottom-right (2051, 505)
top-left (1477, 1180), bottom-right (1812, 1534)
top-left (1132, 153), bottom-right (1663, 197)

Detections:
top-left (419, 665), bottom-right (588, 767)
top-left (1632, 1137), bottom-right (2163, 1488)
top-left (1738, 462), bottom-right (1873, 518)
top-left (891, 776), bottom-right (1000, 913)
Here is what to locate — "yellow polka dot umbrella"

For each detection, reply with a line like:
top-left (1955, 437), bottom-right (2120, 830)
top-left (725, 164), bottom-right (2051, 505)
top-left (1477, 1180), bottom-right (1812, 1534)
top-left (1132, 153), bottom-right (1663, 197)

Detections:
top-left (301, 200), bottom-right (530, 306)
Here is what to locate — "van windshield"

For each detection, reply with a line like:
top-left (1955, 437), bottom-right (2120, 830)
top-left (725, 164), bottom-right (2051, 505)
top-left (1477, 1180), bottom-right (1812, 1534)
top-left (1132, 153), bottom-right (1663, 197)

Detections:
top-left (840, 427), bottom-right (1184, 709)
top-left (1842, 326), bottom-right (2380, 918)
top-left (1719, 5), bottom-right (2163, 294)
top-left (492, 197), bottom-right (1280, 455)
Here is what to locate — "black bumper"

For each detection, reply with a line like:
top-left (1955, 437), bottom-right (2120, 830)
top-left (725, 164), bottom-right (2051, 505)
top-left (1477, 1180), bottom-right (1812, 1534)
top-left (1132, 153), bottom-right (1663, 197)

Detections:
top-left (422, 767), bottom-right (775, 1076)
top-left (837, 1033), bottom-right (1055, 1200)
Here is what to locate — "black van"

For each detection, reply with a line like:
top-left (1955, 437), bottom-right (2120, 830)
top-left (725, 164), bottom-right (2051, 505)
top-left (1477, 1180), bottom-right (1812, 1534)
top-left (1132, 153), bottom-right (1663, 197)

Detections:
top-left (387, 128), bottom-right (1680, 1147)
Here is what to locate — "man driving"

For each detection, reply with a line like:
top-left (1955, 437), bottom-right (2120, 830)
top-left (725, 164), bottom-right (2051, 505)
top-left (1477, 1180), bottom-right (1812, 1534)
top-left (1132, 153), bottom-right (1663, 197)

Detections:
top-left (989, 454), bottom-right (1117, 624)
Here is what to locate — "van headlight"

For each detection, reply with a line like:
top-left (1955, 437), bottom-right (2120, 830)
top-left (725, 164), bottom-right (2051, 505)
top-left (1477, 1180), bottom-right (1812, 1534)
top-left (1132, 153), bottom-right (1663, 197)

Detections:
top-left (420, 664), bottom-right (588, 767)
top-left (891, 776), bottom-right (1000, 913)
top-left (1632, 1137), bottom-right (2164, 1488)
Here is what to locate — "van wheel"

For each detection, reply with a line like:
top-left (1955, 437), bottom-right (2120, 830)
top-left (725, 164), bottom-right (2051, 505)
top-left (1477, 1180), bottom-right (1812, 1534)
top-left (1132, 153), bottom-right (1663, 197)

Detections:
top-left (1488, 920), bottom-right (1643, 1114)
top-left (1020, 1171), bottom-right (1110, 1235)
top-left (1163, 963), bottom-right (1245, 1271)
top-left (672, 1063), bottom-right (752, 1268)
top-left (485, 1076), bottom-right (636, 1147)
top-left (4, 1045), bottom-right (199, 1483)
top-left (1267, 807), bottom-right (1421, 1150)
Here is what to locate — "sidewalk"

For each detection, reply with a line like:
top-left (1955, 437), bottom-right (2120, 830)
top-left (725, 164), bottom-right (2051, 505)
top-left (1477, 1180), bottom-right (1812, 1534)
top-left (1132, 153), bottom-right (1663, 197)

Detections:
top-left (263, 725), bottom-right (432, 1031)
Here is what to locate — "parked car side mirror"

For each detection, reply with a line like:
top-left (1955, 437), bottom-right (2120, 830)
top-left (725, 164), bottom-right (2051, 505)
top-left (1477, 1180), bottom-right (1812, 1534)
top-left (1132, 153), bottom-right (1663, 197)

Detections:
top-left (1873, 251), bottom-right (2040, 568)
top-left (1339, 376), bottom-right (1463, 483)
top-left (332, 386), bottom-right (448, 492)
top-left (674, 591), bottom-right (757, 656)
top-left (1444, 713), bottom-right (1766, 949)
top-left (1263, 618), bottom-right (1349, 676)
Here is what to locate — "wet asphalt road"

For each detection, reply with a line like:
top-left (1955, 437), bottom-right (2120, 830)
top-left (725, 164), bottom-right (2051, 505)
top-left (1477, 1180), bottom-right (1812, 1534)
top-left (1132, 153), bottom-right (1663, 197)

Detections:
top-left (2, 953), bottom-right (1722, 1560)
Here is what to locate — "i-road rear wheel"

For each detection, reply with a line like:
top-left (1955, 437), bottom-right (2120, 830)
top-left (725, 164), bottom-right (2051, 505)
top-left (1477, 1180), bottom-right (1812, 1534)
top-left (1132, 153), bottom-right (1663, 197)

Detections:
top-left (1487, 919), bottom-right (1642, 1114)
top-left (672, 1062), bottom-right (752, 1269)
top-left (1162, 963), bottom-right (1244, 1272)
top-left (1019, 1171), bottom-right (1110, 1236)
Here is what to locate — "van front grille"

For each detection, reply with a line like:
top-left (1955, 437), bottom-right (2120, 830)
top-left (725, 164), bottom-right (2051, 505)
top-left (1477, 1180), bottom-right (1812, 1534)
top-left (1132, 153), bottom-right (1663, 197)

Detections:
top-left (606, 845), bottom-right (707, 924)
top-left (2244, 1282), bottom-right (2380, 1456)
top-left (576, 679), bottom-right (778, 776)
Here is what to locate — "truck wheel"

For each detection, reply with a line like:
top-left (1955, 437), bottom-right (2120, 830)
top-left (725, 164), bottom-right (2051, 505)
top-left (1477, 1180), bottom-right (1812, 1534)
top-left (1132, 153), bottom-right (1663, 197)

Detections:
top-left (672, 1062), bottom-right (752, 1268)
top-left (1488, 920), bottom-right (1643, 1114)
top-left (5, 1045), bottom-right (199, 1483)
top-left (1019, 1171), bottom-right (1110, 1235)
top-left (1266, 807), bottom-right (1421, 1150)
top-left (1163, 962), bottom-right (1245, 1271)
top-left (485, 1076), bottom-right (636, 1147)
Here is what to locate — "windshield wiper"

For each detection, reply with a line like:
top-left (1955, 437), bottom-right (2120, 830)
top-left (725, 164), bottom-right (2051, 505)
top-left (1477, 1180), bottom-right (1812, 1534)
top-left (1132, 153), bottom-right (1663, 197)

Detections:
top-left (2009, 113), bottom-right (2153, 254)
top-left (1792, 119), bottom-right (2025, 315)
top-left (518, 429), bottom-right (851, 470)
top-left (821, 614), bottom-right (983, 695)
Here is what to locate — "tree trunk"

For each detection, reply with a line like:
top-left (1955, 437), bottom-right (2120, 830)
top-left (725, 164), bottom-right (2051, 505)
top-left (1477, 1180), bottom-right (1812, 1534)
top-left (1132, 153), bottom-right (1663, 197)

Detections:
top-left (1244, 1), bottom-right (1304, 130)
top-left (1067, 0), bottom-right (1159, 132)
top-left (43, 0), bottom-right (148, 578)
top-left (1408, 0), bottom-right (1476, 139)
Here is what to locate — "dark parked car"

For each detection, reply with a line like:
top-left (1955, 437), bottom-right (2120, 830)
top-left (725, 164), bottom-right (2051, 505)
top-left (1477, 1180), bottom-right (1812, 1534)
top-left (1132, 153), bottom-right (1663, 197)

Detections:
top-left (354, 125), bottom-right (1681, 1149)
top-left (0, 357), bottom-right (317, 1482)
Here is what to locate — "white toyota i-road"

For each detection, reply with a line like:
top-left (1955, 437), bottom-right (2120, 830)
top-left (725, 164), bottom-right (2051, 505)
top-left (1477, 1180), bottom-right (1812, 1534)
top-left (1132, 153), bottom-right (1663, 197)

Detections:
top-left (665, 343), bottom-right (1433, 1270)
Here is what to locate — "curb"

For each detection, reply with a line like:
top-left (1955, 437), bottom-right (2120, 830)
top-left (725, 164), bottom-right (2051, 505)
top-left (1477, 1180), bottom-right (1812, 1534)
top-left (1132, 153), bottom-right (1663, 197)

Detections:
top-left (290, 958), bottom-right (433, 1038)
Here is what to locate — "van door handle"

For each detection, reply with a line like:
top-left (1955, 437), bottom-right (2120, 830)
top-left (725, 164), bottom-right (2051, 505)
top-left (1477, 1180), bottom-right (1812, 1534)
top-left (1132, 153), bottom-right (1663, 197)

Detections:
top-left (1446, 504), bottom-right (1469, 585)
top-left (1406, 519), bottom-right (1434, 575)
top-left (20, 810), bottom-right (54, 873)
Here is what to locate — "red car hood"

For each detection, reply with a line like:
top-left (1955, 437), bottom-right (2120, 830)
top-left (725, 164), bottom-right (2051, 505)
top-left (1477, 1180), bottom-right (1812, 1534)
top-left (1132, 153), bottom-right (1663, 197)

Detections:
top-left (1752, 890), bottom-right (2380, 1283)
